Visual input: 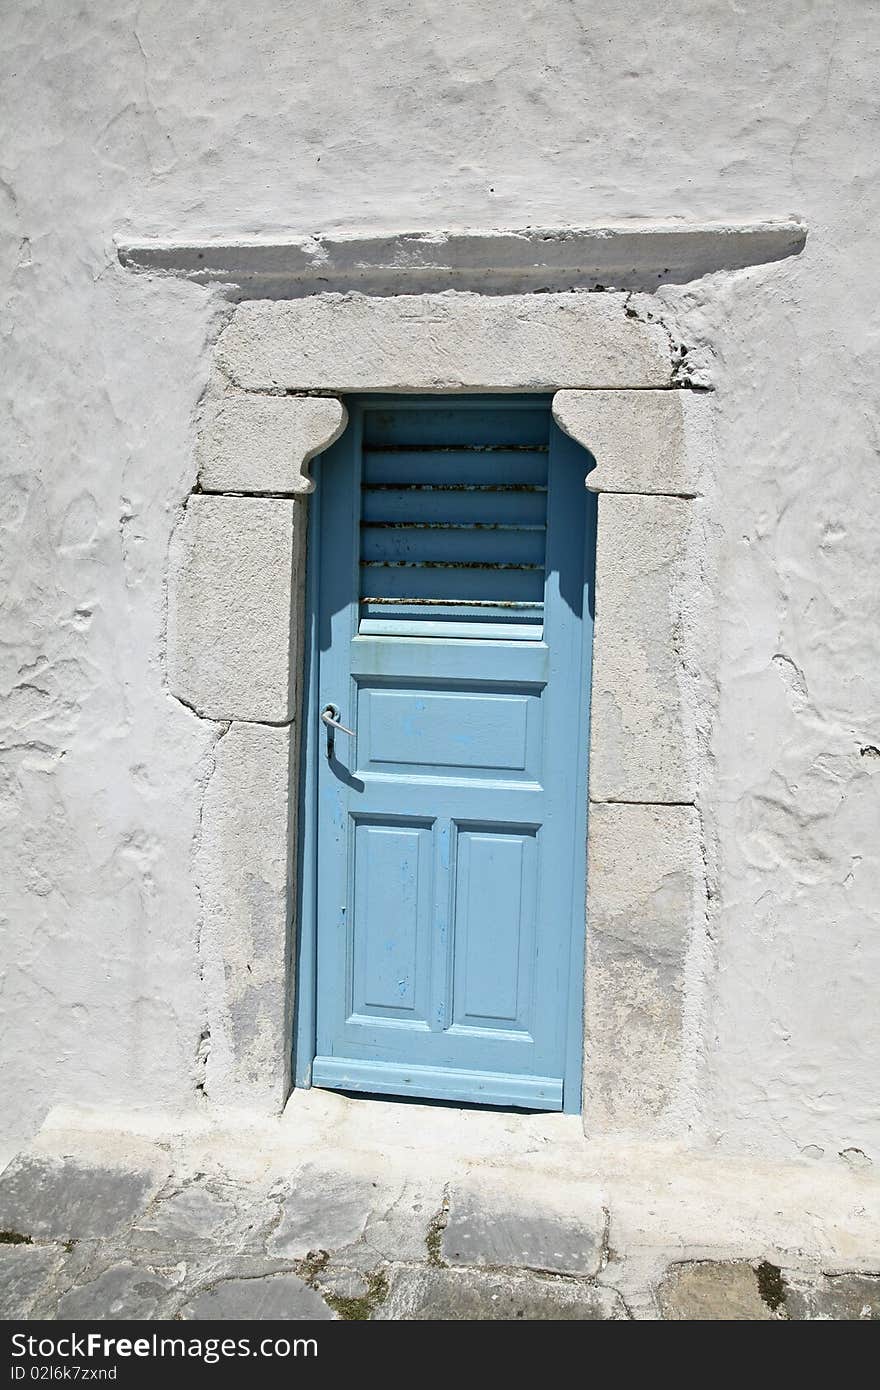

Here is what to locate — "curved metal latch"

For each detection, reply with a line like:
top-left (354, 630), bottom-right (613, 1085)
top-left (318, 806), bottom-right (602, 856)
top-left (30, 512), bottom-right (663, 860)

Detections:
top-left (321, 704), bottom-right (355, 757)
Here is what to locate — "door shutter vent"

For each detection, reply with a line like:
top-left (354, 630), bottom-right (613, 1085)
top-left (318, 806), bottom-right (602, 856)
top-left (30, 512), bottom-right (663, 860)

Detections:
top-left (359, 402), bottom-right (550, 638)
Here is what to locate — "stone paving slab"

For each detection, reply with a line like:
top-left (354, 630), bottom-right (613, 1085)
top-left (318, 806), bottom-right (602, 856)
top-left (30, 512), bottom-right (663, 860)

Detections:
top-left (362, 1180), bottom-right (443, 1264)
top-left (268, 1166), bottom-right (378, 1260)
top-left (0, 1244), bottom-right (67, 1319)
top-left (781, 1272), bottom-right (880, 1321)
top-left (55, 1261), bottom-right (181, 1321)
top-left (655, 1260), bottom-right (880, 1320)
top-left (379, 1267), bottom-right (628, 1320)
top-left (657, 1261), bottom-right (778, 1320)
top-left (442, 1183), bottom-right (605, 1276)
top-left (0, 1154), bottom-right (161, 1242)
top-left (127, 1175), bottom-right (278, 1257)
top-left (1, 1147), bottom-right (879, 1320)
top-left (180, 1273), bottom-right (335, 1321)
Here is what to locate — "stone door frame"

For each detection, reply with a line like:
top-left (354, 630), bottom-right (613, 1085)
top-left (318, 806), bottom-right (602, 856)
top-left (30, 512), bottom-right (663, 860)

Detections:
top-left (165, 284), bottom-right (717, 1137)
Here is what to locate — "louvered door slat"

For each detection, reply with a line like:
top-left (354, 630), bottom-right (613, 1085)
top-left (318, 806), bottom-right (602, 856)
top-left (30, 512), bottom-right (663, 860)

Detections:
top-left (358, 404), bottom-right (550, 634)
top-left (361, 524), bottom-right (546, 566)
top-left (363, 404), bottom-right (551, 448)
top-left (363, 449), bottom-right (548, 486)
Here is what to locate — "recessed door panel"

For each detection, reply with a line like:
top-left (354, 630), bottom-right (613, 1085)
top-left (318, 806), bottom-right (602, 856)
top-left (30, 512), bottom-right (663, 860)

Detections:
top-left (305, 396), bottom-right (595, 1113)
top-left (357, 685), bottom-right (539, 779)
top-left (450, 825), bottom-right (537, 1038)
top-left (349, 819), bottom-right (433, 1027)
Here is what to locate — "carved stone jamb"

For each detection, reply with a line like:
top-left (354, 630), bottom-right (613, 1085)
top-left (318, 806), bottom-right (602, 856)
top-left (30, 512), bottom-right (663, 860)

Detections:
top-left (197, 392), bottom-right (348, 495)
top-left (552, 387), bottom-right (713, 1136)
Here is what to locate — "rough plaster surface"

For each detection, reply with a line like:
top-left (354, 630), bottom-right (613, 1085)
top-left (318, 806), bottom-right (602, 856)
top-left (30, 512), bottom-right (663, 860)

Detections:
top-left (584, 804), bottom-right (705, 1131)
top-left (2, 0), bottom-right (879, 1166)
top-left (589, 493), bottom-right (695, 803)
top-left (215, 292), bottom-right (673, 392)
top-left (197, 392), bottom-right (347, 495)
top-left (167, 495), bottom-right (304, 722)
top-left (552, 388), bottom-right (709, 496)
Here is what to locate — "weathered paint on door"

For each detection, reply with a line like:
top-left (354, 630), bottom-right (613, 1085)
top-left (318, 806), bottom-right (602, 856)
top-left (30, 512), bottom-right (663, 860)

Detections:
top-left (301, 396), bottom-right (595, 1112)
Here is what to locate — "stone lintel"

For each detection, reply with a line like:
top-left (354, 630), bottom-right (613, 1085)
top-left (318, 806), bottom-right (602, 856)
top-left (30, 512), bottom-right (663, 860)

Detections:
top-left (215, 292), bottom-right (674, 392)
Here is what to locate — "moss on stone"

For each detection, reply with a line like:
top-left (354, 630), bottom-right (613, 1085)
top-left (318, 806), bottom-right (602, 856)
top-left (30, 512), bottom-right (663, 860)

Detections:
top-left (425, 1206), bottom-right (448, 1267)
top-left (755, 1260), bottom-right (787, 1313)
top-left (0, 1231), bottom-right (32, 1245)
top-left (322, 1269), bottom-right (389, 1321)
top-left (296, 1248), bottom-right (330, 1285)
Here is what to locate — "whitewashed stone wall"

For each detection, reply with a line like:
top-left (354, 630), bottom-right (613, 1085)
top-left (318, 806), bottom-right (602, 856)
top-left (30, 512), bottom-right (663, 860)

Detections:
top-left (2, 1), bottom-right (878, 1169)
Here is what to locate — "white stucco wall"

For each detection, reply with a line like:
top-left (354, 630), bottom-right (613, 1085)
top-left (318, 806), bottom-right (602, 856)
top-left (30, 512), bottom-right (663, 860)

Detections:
top-left (1, 0), bottom-right (878, 1163)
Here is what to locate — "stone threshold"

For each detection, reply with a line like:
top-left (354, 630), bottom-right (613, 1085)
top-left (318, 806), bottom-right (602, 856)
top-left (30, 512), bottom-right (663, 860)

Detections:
top-left (1, 1091), bottom-right (877, 1320)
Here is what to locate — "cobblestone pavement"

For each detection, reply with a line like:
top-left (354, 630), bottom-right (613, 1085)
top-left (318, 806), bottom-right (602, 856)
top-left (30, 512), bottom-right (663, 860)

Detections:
top-left (1, 1139), bottom-right (878, 1320)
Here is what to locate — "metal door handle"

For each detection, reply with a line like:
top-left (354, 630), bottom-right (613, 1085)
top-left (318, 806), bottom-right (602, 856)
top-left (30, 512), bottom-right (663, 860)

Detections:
top-left (321, 705), bottom-right (355, 737)
top-left (321, 704), bottom-right (355, 758)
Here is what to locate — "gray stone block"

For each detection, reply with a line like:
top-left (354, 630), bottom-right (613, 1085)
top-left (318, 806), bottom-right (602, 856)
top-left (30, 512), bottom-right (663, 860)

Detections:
top-left (589, 492), bottom-right (694, 803)
top-left (55, 1260), bottom-right (177, 1320)
top-left (363, 1180), bottom-right (443, 1263)
top-left (442, 1185), bottom-right (605, 1276)
top-left (0, 1244), bottom-right (65, 1318)
top-left (379, 1267), bottom-right (628, 1320)
top-left (657, 1261), bottom-right (776, 1320)
top-left (784, 1271), bottom-right (880, 1320)
top-left (216, 292), bottom-right (673, 392)
top-left (553, 388), bottom-right (710, 496)
top-left (0, 1155), bottom-right (159, 1242)
top-left (198, 393), bottom-right (347, 495)
top-left (180, 1273), bottom-right (334, 1320)
top-left (167, 495), bottom-right (304, 723)
top-left (584, 803), bottom-right (704, 1130)
top-left (119, 224), bottom-right (807, 297)
top-left (268, 1168), bottom-right (376, 1259)
top-left (197, 722), bottom-right (295, 1111)
top-left (128, 1177), bottom-right (278, 1254)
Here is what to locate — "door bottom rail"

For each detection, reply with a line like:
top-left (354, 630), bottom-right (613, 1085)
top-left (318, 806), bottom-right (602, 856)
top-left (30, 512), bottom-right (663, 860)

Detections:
top-left (311, 1055), bottom-right (564, 1110)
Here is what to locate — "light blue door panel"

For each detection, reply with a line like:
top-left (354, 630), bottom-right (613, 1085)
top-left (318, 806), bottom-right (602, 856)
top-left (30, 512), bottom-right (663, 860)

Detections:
top-left (303, 395), bottom-right (594, 1113)
top-left (310, 1058), bottom-right (563, 1109)
top-left (351, 637), bottom-right (549, 683)
top-left (350, 819), bottom-right (434, 1026)
top-left (359, 687), bottom-right (537, 777)
top-left (451, 826), bottom-right (537, 1037)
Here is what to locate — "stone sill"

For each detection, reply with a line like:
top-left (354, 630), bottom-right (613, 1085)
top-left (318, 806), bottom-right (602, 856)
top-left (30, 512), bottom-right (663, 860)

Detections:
top-left (116, 221), bottom-right (807, 299)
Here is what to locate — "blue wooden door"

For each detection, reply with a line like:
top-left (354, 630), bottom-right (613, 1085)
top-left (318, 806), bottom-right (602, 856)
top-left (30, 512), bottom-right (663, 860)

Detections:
top-left (305, 396), bottom-right (594, 1112)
